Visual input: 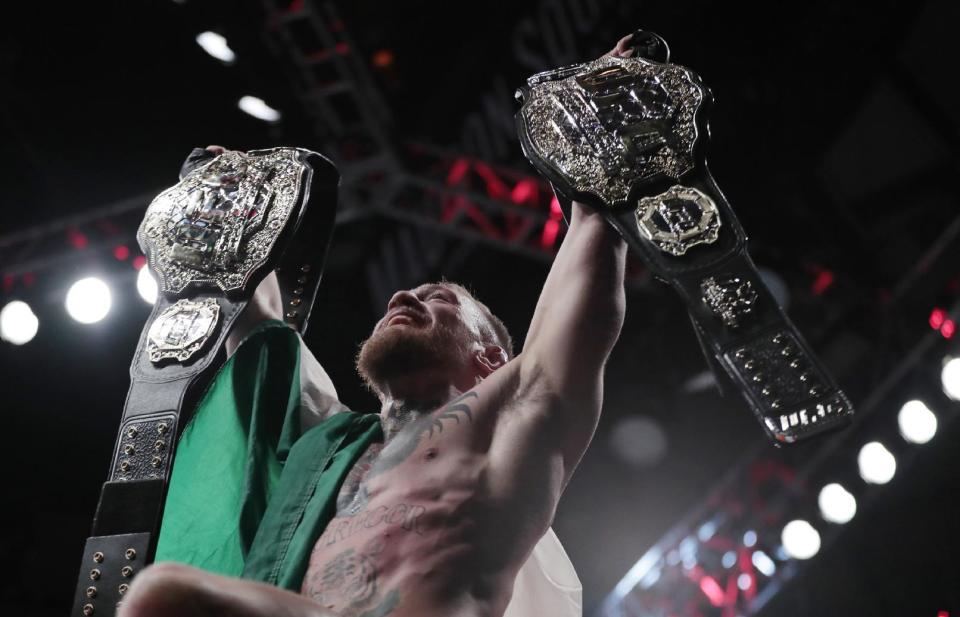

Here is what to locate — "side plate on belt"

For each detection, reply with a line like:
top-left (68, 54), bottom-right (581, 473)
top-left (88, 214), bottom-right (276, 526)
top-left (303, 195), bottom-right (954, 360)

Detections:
top-left (138, 149), bottom-right (309, 296)
top-left (146, 298), bottom-right (220, 363)
top-left (516, 32), bottom-right (854, 444)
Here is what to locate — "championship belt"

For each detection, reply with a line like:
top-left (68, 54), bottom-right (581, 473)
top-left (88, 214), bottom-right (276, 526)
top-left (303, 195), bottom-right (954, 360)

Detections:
top-left (71, 147), bottom-right (339, 616)
top-left (515, 31), bottom-right (853, 444)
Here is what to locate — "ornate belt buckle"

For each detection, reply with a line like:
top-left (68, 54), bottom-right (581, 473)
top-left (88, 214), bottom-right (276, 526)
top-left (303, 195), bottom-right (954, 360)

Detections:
top-left (138, 149), bottom-right (309, 296)
top-left (516, 52), bottom-right (704, 214)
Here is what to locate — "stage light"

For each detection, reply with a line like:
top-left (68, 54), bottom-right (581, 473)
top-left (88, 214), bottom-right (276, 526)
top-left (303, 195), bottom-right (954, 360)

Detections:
top-left (65, 277), bottom-right (111, 324)
top-left (238, 96), bottom-right (281, 122)
top-left (0, 300), bottom-right (39, 345)
top-left (721, 551), bottom-right (736, 568)
top-left (196, 31), bottom-right (236, 64)
top-left (857, 441), bottom-right (896, 484)
top-left (941, 357), bottom-right (960, 401)
top-left (608, 415), bottom-right (668, 467)
top-left (898, 399), bottom-right (937, 444)
top-left (137, 266), bottom-right (159, 304)
top-left (751, 550), bottom-right (776, 576)
top-left (780, 519), bottom-right (821, 560)
top-left (737, 573), bottom-right (752, 591)
top-left (743, 530), bottom-right (757, 547)
top-left (818, 483), bottom-right (857, 524)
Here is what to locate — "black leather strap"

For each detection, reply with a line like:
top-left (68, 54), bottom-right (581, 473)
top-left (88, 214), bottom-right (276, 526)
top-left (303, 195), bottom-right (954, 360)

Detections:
top-left (550, 163), bottom-right (852, 444)
top-left (72, 148), bottom-right (339, 616)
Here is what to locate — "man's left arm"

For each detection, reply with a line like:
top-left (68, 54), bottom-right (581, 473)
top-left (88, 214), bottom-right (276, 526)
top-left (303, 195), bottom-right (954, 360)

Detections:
top-left (516, 200), bottom-right (627, 478)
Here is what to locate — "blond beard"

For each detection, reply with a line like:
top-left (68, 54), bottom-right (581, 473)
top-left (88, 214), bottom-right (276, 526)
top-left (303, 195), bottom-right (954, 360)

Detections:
top-left (356, 321), bottom-right (467, 394)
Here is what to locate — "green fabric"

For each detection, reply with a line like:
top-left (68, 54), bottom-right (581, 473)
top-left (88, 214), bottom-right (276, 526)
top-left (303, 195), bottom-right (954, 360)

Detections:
top-left (155, 319), bottom-right (382, 592)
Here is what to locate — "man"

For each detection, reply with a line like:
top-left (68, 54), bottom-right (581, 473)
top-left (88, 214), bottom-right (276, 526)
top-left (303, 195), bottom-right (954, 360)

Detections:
top-left (119, 35), bottom-right (634, 617)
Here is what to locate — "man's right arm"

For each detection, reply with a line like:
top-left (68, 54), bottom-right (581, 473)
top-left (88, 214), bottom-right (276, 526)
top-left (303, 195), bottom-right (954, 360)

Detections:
top-left (225, 243), bottom-right (347, 424)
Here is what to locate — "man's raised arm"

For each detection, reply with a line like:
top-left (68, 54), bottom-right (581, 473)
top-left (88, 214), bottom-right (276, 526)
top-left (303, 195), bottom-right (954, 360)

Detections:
top-left (518, 201), bottom-right (627, 474)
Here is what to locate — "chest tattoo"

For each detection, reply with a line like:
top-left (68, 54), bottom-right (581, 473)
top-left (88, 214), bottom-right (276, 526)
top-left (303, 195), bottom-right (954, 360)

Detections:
top-left (333, 391), bottom-right (479, 516)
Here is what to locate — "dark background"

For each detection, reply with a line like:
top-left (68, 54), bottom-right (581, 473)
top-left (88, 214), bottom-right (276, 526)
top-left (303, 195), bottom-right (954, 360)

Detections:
top-left (2, 0), bottom-right (960, 615)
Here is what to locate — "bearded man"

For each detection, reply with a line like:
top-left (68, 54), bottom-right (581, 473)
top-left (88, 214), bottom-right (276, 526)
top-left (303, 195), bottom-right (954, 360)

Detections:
top-left (118, 36), bottom-right (634, 617)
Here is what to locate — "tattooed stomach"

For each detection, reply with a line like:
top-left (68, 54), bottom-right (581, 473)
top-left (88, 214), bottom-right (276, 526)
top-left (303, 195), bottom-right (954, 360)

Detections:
top-left (302, 390), bottom-right (536, 616)
top-left (301, 482), bottom-right (502, 616)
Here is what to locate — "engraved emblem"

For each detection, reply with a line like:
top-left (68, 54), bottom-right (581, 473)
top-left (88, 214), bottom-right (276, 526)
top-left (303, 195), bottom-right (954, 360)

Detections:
top-left (517, 55), bottom-right (704, 209)
top-left (635, 185), bottom-right (720, 255)
top-left (701, 275), bottom-right (758, 328)
top-left (138, 148), bottom-right (308, 295)
top-left (147, 298), bottom-right (220, 363)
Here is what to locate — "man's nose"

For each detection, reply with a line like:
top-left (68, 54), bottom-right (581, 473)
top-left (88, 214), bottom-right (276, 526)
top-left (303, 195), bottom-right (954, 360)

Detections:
top-left (386, 289), bottom-right (421, 312)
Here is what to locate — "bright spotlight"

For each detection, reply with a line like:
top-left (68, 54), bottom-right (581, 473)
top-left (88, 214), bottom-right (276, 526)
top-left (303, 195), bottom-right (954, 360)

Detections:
top-left (941, 357), bottom-right (960, 401)
top-left (818, 483), bottom-right (857, 524)
top-left (238, 96), bottom-right (281, 123)
top-left (65, 277), bottom-right (112, 324)
top-left (781, 519), bottom-right (821, 560)
top-left (137, 266), bottom-right (159, 304)
top-left (898, 400), bottom-right (937, 444)
top-left (195, 31), bottom-right (236, 64)
top-left (0, 300), bottom-right (39, 345)
top-left (857, 441), bottom-right (896, 484)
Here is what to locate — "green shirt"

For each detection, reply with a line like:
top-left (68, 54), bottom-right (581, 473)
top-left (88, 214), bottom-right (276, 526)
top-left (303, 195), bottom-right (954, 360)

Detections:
top-left (155, 320), bottom-right (382, 591)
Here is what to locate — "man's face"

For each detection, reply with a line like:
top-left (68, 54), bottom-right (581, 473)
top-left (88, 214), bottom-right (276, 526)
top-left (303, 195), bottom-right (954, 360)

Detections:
top-left (356, 283), bottom-right (484, 394)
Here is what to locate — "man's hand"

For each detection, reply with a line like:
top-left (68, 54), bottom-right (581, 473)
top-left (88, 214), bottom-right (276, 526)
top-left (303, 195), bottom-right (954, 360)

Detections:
top-left (607, 33), bottom-right (637, 58)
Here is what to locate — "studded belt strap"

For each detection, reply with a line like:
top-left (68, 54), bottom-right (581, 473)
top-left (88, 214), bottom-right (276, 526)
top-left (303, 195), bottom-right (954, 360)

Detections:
top-left (515, 31), bottom-right (854, 445)
top-left (71, 147), bottom-right (339, 617)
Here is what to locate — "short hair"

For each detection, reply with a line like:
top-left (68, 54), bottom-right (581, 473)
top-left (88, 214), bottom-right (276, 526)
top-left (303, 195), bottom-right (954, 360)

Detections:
top-left (442, 282), bottom-right (514, 359)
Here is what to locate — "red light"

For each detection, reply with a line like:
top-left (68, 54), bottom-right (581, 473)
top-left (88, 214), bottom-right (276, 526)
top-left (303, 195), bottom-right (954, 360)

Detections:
top-left (510, 178), bottom-right (537, 204)
top-left (938, 612), bottom-right (949, 617)
top-left (68, 228), bottom-right (88, 249)
top-left (372, 50), bottom-right (394, 68)
top-left (113, 245), bottom-right (130, 261)
top-left (22, 272), bottom-right (35, 286)
top-left (2, 275), bottom-right (12, 293)
top-left (335, 42), bottom-right (349, 55)
top-left (811, 269), bottom-right (835, 295)
top-left (941, 319), bottom-right (956, 339)
top-left (132, 256), bottom-right (147, 270)
top-left (930, 308), bottom-right (946, 330)
top-left (540, 196), bottom-right (563, 249)
top-left (698, 575), bottom-right (725, 607)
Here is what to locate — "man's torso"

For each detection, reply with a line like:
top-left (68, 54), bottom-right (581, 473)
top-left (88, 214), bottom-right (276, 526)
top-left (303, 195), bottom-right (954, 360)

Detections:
top-left (300, 362), bottom-right (568, 617)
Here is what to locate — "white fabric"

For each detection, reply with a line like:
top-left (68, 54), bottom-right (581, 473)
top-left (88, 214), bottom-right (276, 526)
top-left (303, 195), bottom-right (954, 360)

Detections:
top-left (298, 334), bottom-right (348, 429)
top-left (503, 527), bottom-right (583, 617)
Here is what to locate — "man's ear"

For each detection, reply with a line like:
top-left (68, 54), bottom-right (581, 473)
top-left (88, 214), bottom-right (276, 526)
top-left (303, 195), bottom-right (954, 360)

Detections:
top-left (474, 345), bottom-right (508, 376)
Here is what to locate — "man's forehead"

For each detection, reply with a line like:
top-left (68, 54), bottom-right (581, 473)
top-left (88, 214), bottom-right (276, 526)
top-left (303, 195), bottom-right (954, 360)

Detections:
top-left (411, 282), bottom-right (462, 299)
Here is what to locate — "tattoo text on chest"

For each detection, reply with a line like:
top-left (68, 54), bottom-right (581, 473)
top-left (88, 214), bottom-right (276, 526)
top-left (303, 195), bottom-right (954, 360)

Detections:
top-left (335, 391), bottom-right (479, 515)
top-left (319, 502), bottom-right (426, 547)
